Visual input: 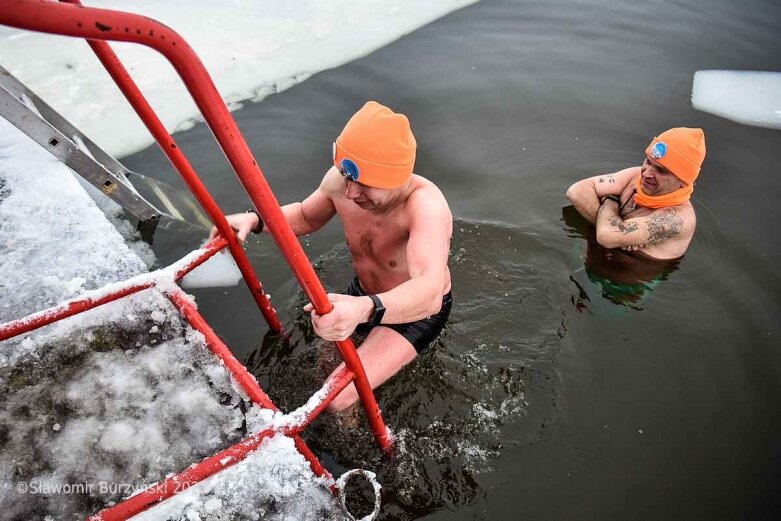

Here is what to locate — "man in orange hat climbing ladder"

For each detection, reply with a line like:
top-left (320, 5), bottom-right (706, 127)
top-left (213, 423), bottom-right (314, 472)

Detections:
top-left (566, 127), bottom-right (706, 260)
top-left (212, 101), bottom-right (453, 412)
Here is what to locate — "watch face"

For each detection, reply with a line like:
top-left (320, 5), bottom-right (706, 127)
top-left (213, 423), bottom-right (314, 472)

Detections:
top-left (371, 307), bottom-right (386, 328)
top-left (369, 295), bottom-right (385, 327)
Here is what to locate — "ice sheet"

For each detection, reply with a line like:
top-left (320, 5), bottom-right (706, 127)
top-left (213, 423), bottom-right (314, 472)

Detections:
top-left (0, 0), bottom-right (479, 158)
top-left (180, 250), bottom-right (242, 289)
top-left (0, 118), bottom-right (152, 323)
top-left (692, 70), bottom-right (781, 129)
top-left (0, 299), bottom-right (250, 519)
top-left (131, 435), bottom-right (345, 521)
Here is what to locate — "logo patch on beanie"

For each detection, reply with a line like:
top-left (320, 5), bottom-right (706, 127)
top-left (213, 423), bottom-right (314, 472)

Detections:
top-left (650, 142), bottom-right (667, 160)
top-left (338, 158), bottom-right (360, 182)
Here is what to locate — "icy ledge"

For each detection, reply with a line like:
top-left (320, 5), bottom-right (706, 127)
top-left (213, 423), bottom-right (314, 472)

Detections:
top-left (0, 116), bottom-right (343, 518)
top-left (0, 0), bottom-right (479, 158)
top-left (0, 117), bottom-right (153, 324)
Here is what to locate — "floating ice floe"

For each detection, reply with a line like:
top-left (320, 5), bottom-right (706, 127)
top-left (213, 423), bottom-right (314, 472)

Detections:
top-left (692, 70), bottom-right (781, 129)
top-left (180, 249), bottom-right (243, 290)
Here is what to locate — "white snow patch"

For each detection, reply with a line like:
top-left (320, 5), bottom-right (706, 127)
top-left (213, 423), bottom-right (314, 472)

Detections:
top-left (0, 118), bottom-right (149, 323)
top-left (131, 435), bottom-right (343, 521)
top-left (692, 70), bottom-right (781, 129)
top-left (0, 0), bottom-right (479, 158)
top-left (245, 379), bottom-right (333, 433)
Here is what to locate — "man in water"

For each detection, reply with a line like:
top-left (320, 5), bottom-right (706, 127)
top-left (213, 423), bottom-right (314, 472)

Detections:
top-left (566, 127), bottom-right (706, 260)
top-left (211, 101), bottom-right (453, 411)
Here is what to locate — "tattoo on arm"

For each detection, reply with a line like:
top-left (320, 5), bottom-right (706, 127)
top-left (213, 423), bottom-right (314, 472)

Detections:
top-left (646, 209), bottom-right (684, 244)
top-left (609, 216), bottom-right (639, 235)
top-left (598, 174), bottom-right (616, 184)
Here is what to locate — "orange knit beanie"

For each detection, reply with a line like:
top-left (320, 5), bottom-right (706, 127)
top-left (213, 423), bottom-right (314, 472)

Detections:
top-left (645, 127), bottom-right (706, 186)
top-left (333, 101), bottom-right (416, 189)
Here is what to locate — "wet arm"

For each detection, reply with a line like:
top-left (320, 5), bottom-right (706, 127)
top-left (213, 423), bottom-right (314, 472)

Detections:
top-left (212, 172), bottom-right (337, 241)
top-left (596, 200), bottom-right (684, 249)
top-left (259, 173), bottom-right (337, 236)
top-left (372, 194), bottom-right (452, 323)
top-left (566, 167), bottom-right (639, 224)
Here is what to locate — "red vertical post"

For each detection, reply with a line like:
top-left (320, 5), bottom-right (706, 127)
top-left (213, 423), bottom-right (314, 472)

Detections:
top-left (164, 287), bottom-right (333, 481)
top-left (60, 0), bottom-right (281, 333)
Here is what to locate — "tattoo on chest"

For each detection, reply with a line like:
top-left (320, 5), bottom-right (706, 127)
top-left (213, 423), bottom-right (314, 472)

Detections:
top-left (609, 216), bottom-right (639, 235)
top-left (646, 209), bottom-right (684, 244)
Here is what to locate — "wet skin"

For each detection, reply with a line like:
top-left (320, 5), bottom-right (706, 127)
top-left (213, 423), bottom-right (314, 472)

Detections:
top-left (639, 155), bottom-right (685, 195)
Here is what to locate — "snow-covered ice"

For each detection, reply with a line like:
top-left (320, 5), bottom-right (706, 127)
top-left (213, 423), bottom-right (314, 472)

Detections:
top-left (0, 293), bottom-right (248, 518)
top-left (131, 435), bottom-right (345, 521)
top-left (0, 0), bottom-right (478, 158)
top-left (0, 118), bottom-right (152, 323)
top-left (692, 70), bottom-right (781, 129)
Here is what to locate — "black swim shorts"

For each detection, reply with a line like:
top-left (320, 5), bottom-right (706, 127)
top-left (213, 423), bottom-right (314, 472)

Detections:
top-left (345, 277), bottom-right (452, 355)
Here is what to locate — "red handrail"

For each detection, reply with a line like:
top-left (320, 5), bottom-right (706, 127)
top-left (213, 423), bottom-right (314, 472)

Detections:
top-left (165, 286), bottom-right (340, 482)
top-left (59, 0), bottom-right (282, 333)
top-left (0, 236), bottom-right (227, 342)
top-left (89, 425), bottom-right (282, 521)
top-left (0, 0), bottom-right (390, 450)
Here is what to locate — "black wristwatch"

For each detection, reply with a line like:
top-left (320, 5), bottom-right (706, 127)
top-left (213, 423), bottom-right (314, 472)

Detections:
top-left (599, 194), bottom-right (621, 206)
top-left (246, 209), bottom-right (265, 233)
top-left (367, 294), bottom-right (386, 328)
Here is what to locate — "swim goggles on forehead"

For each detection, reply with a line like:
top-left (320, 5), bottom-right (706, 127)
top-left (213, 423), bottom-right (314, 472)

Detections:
top-left (333, 142), bottom-right (360, 181)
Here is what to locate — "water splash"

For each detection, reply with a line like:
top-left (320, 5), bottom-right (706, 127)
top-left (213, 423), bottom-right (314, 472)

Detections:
top-left (245, 218), bottom-right (570, 518)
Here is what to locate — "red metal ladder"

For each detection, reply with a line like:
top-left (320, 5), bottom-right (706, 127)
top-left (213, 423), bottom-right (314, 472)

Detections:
top-left (0, 0), bottom-right (392, 518)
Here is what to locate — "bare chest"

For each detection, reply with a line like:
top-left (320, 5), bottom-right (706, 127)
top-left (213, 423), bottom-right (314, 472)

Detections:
top-left (336, 202), bottom-right (410, 271)
top-left (618, 185), bottom-right (649, 219)
top-left (617, 182), bottom-right (692, 258)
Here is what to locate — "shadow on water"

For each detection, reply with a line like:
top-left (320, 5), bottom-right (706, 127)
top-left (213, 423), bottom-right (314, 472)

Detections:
top-left (244, 219), bottom-right (571, 518)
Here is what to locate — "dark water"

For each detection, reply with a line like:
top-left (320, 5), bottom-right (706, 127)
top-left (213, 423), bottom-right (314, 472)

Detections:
top-left (123, 0), bottom-right (781, 518)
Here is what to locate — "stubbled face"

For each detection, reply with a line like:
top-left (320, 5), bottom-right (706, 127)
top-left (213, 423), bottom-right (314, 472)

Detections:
top-left (640, 156), bottom-right (685, 195)
top-left (343, 178), bottom-right (398, 211)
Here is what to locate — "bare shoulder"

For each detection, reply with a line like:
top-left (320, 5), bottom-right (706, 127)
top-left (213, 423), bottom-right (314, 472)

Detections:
top-left (407, 175), bottom-right (452, 219)
top-left (319, 167), bottom-right (344, 198)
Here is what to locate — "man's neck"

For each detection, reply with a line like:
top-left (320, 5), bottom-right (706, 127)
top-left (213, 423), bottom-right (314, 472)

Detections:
top-left (373, 179), bottom-right (415, 215)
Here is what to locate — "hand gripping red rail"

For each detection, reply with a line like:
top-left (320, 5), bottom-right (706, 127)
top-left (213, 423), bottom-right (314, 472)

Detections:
top-left (0, 0), bottom-right (390, 451)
